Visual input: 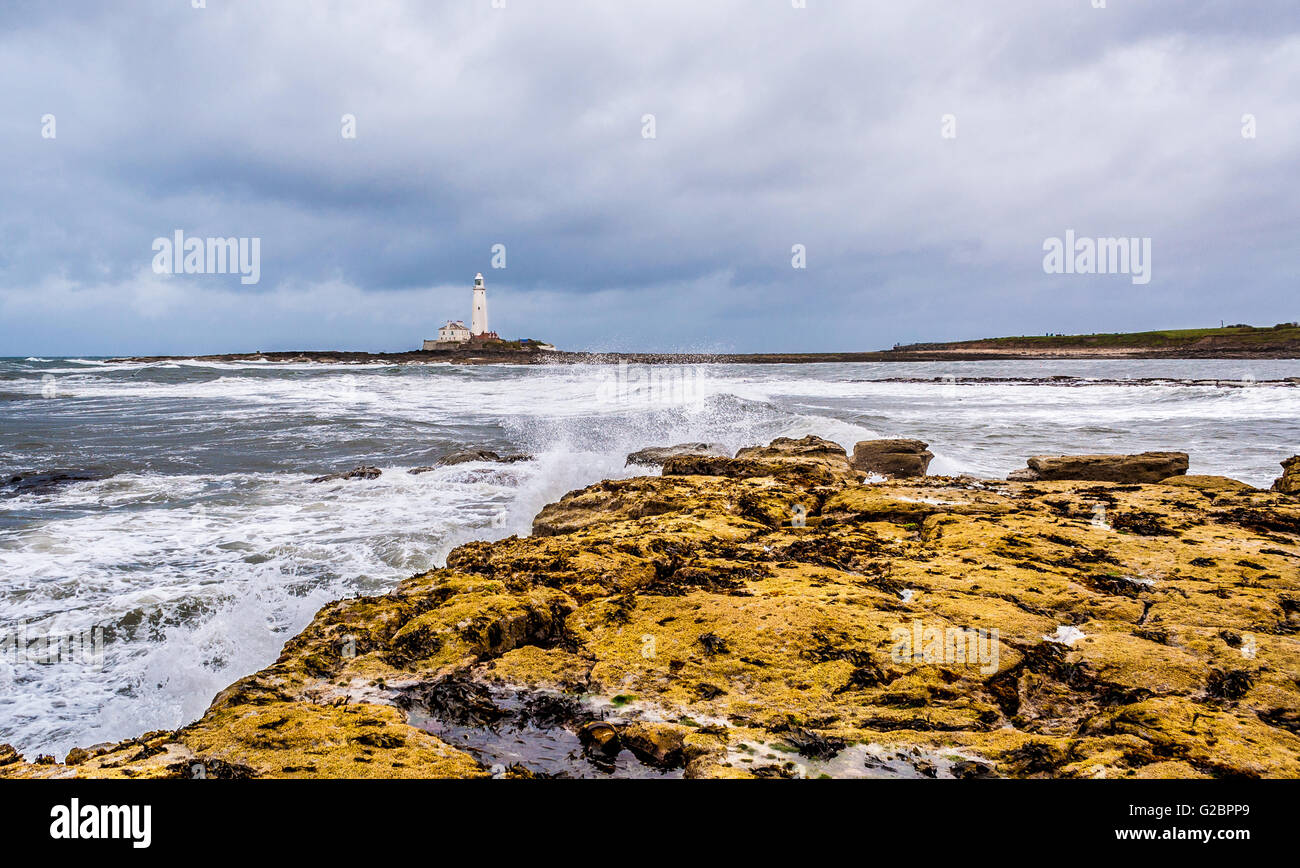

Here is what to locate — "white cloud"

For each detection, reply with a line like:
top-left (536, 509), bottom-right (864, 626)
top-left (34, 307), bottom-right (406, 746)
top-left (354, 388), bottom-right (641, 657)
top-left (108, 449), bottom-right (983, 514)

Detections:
top-left (1, 0), bottom-right (1298, 353)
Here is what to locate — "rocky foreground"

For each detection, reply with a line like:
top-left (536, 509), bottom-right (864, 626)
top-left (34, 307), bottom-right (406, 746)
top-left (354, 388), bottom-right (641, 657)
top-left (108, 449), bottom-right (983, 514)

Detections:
top-left (4, 437), bottom-right (1299, 779)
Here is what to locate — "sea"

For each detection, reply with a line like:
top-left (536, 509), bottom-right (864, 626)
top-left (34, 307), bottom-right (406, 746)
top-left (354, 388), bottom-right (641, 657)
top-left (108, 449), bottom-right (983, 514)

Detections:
top-left (1, 355), bottom-right (1298, 757)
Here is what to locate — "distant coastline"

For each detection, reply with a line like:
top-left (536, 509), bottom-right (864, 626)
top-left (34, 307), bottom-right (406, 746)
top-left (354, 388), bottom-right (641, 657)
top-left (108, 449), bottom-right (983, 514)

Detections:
top-left (106, 322), bottom-right (1300, 365)
top-left (103, 347), bottom-right (1300, 365)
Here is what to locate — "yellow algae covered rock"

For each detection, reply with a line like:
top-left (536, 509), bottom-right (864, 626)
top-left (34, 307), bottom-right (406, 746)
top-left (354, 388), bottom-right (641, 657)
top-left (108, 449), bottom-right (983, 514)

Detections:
top-left (734, 434), bottom-right (856, 472)
top-left (1273, 456), bottom-right (1300, 495)
top-left (6, 436), bottom-right (1299, 779)
top-left (180, 701), bottom-right (485, 779)
top-left (1159, 475), bottom-right (1256, 494)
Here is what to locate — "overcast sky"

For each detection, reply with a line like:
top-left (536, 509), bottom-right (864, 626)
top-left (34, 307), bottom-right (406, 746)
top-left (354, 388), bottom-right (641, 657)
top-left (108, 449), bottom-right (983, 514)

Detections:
top-left (1, 0), bottom-right (1297, 355)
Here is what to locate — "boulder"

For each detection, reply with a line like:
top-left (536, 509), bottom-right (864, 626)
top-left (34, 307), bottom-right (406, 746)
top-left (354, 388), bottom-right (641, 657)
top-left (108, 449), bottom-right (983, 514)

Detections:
top-left (1272, 456), bottom-right (1300, 494)
top-left (436, 450), bottom-right (532, 467)
top-left (850, 439), bottom-right (934, 478)
top-left (618, 721), bottom-right (687, 769)
top-left (736, 435), bottom-right (847, 466)
top-left (625, 443), bottom-right (729, 468)
top-left (1009, 452), bottom-right (1189, 484)
top-left (309, 466), bottom-right (382, 484)
top-left (734, 435), bottom-right (854, 476)
top-left (577, 721), bottom-right (621, 759)
top-left (1, 471), bottom-right (103, 497)
top-left (661, 455), bottom-right (841, 487)
top-left (668, 435), bottom-right (855, 484)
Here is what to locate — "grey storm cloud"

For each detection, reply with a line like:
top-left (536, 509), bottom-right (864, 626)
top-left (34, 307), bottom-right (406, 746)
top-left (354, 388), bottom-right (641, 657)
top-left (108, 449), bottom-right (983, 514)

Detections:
top-left (1, 0), bottom-right (1298, 355)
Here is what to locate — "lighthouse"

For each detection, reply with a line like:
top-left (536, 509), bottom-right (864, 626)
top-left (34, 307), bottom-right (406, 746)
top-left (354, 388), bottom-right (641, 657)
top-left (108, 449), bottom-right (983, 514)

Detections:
top-left (470, 272), bottom-right (488, 336)
top-left (421, 273), bottom-right (501, 349)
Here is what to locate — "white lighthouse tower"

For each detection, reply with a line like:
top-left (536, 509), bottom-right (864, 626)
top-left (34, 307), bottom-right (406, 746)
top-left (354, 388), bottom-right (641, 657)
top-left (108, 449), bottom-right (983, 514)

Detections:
top-left (470, 273), bottom-right (488, 336)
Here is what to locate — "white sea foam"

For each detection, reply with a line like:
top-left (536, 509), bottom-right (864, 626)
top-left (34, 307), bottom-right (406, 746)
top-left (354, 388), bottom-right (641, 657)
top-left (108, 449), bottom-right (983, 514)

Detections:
top-left (0, 460), bottom-right (625, 755)
top-left (1044, 626), bottom-right (1087, 646)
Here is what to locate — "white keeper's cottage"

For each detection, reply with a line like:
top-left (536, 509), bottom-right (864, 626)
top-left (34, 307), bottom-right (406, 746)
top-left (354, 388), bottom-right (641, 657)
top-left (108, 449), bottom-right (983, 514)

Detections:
top-left (437, 320), bottom-right (470, 343)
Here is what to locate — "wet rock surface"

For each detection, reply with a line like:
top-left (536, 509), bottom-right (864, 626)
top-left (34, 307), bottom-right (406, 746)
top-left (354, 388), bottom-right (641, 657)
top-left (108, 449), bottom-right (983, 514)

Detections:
top-left (435, 450), bottom-right (533, 467)
top-left (1010, 452), bottom-right (1189, 484)
top-left (399, 681), bottom-right (683, 778)
top-left (1273, 456), bottom-right (1300, 495)
top-left (0, 471), bottom-right (105, 497)
top-left (851, 439), bottom-right (935, 478)
top-left (625, 443), bottom-right (730, 468)
top-left (309, 466), bottom-right (383, 484)
top-left (7, 435), bottom-right (1299, 779)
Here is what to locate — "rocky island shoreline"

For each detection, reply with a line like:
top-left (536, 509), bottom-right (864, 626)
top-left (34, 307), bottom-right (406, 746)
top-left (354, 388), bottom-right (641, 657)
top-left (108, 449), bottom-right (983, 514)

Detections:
top-left (108, 347), bottom-right (1300, 366)
top-left (4, 437), bottom-right (1298, 779)
top-left (104, 324), bottom-right (1300, 366)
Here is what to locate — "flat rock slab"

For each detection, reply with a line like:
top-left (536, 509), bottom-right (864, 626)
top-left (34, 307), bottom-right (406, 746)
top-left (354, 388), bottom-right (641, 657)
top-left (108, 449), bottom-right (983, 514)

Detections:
top-left (437, 450), bottom-right (533, 467)
top-left (1012, 452), bottom-right (1189, 483)
top-left (626, 443), bottom-right (729, 468)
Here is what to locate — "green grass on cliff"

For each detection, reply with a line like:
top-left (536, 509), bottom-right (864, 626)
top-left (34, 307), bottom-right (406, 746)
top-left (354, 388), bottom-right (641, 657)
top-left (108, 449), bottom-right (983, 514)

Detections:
top-left (900, 323), bottom-right (1300, 350)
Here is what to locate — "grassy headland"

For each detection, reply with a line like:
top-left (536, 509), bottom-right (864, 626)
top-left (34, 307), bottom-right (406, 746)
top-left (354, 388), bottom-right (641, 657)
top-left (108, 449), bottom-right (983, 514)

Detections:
top-left (895, 323), bottom-right (1300, 358)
